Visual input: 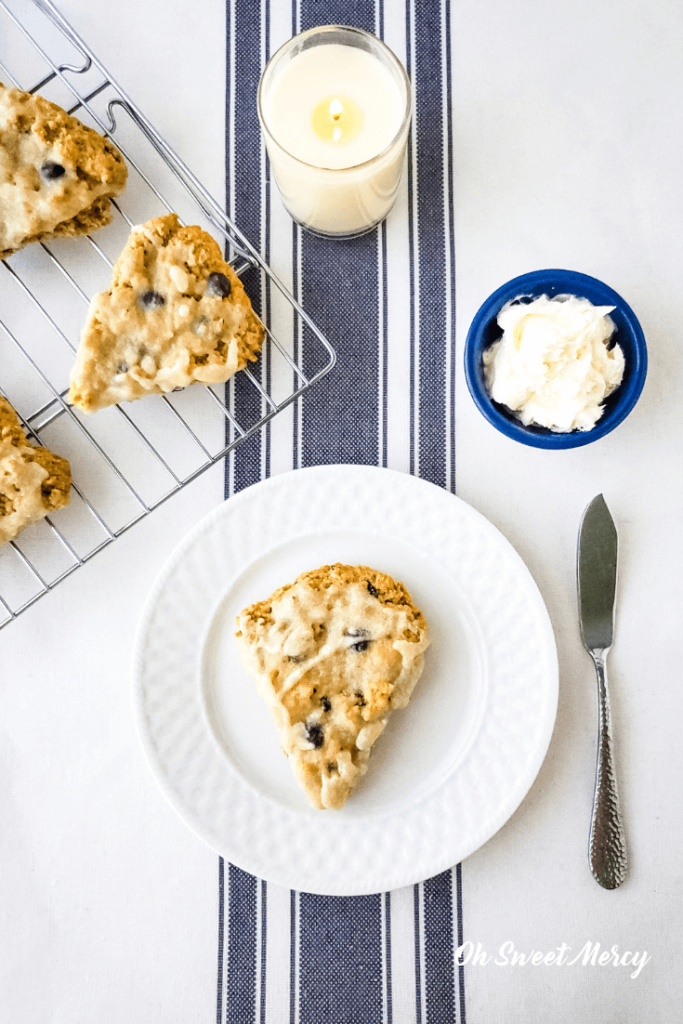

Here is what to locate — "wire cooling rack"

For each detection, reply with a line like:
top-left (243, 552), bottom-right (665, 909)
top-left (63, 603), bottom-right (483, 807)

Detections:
top-left (0, 0), bottom-right (335, 629)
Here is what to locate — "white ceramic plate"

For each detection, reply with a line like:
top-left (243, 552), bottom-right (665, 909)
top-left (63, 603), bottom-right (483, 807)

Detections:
top-left (133, 465), bottom-right (558, 895)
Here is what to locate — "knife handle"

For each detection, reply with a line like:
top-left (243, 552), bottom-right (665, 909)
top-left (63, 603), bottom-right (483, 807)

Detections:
top-left (589, 651), bottom-right (628, 889)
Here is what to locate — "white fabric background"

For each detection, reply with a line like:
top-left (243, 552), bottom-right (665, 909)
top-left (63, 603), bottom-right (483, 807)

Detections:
top-left (1, 0), bottom-right (682, 1020)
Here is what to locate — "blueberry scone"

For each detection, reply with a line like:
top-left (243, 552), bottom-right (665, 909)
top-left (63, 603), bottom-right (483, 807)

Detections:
top-left (0, 396), bottom-right (71, 545)
top-left (68, 214), bottom-right (265, 413)
top-left (235, 564), bottom-right (430, 810)
top-left (0, 82), bottom-right (127, 259)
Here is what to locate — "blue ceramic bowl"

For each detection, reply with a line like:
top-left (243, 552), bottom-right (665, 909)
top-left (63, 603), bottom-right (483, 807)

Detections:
top-left (464, 269), bottom-right (648, 449)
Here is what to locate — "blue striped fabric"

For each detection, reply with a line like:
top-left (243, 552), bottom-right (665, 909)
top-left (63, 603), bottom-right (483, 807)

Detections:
top-left (225, 867), bottom-right (258, 1024)
top-left (299, 894), bottom-right (383, 1023)
top-left (221, 1), bottom-right (464, 1021)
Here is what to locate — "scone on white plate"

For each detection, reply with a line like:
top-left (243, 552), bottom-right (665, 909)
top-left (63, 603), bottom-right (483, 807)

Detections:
top-left (0, 395), bottom-right (71, 545)
top-left (68, 214), bottom-right (265, 413)
top-left (0, 81), bottom-right (127, 259)
top-left (235, 563), bottom-right (430, 810)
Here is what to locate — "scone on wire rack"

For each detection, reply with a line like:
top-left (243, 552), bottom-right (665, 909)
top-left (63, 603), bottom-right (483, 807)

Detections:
top-left (68, 214), bottom-right (265, 413)
top-left (235, 563), bottom-right (430, 811)
top-left (0, 82), bottom-right (127, 260)
top-left (0, 396), bottom-right (71, 545)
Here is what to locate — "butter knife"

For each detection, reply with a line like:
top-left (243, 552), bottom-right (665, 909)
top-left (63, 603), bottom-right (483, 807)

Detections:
top-left (577, 494), bottom-right (628, 889)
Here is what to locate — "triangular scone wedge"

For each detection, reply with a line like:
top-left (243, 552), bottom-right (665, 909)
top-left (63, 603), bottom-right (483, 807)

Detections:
top-left (0, 82), bottom-right (127, 259)
top-left (235, 564), bottom-right (430, 810)
top-left (0, 396), bottom-right (71, 545)
top-left (68, 214), bottom-right (265, 412)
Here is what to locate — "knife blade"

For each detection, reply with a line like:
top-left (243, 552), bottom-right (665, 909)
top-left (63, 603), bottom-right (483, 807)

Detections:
top-left (578, 494), bottom-right (618, 652)
top-left (577, 494), bottom-right (627, 889)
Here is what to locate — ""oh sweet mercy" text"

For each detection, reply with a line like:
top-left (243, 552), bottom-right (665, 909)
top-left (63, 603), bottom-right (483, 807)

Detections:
top-left (456, 941), bottom-right (650, 979)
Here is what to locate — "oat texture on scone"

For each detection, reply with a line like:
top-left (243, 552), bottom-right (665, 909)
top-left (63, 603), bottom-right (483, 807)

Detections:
top-left (235, 563), bottom-right (430, 811)
top-left (68, 214), bottom-right (265, 413)
top-left (0, 82), bottom-right (127, 259)
top-left (0, 396), bottom-right (71, 545)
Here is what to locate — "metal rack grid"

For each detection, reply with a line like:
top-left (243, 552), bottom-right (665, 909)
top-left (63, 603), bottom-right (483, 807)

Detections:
top-left (0, 0), bottom-right (336, 629)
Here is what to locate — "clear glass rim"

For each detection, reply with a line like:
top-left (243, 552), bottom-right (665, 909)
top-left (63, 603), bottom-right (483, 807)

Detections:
top-left (257, 24), bottom-right (412, 174)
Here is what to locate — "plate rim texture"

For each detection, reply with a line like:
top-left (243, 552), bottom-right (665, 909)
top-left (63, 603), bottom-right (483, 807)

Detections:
top-left (133, 464), bottom-right (558, 895)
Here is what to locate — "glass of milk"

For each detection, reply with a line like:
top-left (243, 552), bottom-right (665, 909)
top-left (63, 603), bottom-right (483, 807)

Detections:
top-left (258, 25), bottom-right (411, 238)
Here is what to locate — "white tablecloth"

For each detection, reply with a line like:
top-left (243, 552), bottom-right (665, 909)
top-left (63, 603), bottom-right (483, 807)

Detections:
top-left (1, 0), bottom-right (682, 1020)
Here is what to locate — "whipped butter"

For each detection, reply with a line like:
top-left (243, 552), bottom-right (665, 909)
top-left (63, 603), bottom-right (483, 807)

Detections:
top-left (483, 294), bottom-right (625, 432)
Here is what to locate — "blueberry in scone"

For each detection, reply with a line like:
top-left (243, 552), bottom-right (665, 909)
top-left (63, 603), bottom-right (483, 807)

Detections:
top-left (0, 82), bottom-right (127, 259)
top-left (68, 214), bottom-right (265, 413)
top-left (235, 563), bottom-right (430, 810)
top-left (0, 396), bottom-right (71, 545)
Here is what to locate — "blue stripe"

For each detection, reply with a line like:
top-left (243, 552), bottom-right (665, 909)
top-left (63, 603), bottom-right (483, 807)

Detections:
top-left (226, 865), bottom-right (258, 1024)
top-left (413, 0), bottom-right (448, 489)
top-left (413, 884), bottom-right (422, 1024)
top-left (227, 0), bottom-right (264, 498)
top-left (378, 0), bottom-right (387, 472)
top-left (456, 864), bottom-right (466, 1024)
top-left (301, 0), bottom-right (376, 28)
top-left (225, 0), bottom-right (232, 241)
top-left (290, 890), bottom-right (297, 1024)
top-left (378, 0), bottom-right (387, 471)
top-left (299, 894), bottom-right (383, 1024)
top-left (405, 0), bottom-right (417, 478)
top-left (263, 0), bottom-right (272, 480)
top-left (424, 870), bottom-right (456, 1024)
top-left (298, 0), bottom-right (380, 469)
top-left (300, 230), bottom-right (380, 466)
top-left (384, 891), bottom-right (393, 1024)
top-left (292, 224), bottom-right (300, 470)
top-left (216, 858), bottom-right (225, 1024)
top-left (224, 0), bottom-right (233, 499)
top-left (260, 879), bottom-right (268, 1024)
top-left (444, 0), bottom-right (456, 495)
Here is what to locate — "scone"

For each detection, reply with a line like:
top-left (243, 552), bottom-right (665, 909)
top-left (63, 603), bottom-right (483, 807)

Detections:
top-left (0, 82), bottom-right (127, 259)
top-left (0, 396), bottom-right (71, 545)
top-left (68, 214), bottom-right (265, 413)
top-left (235, 564), bottom-right (430, 810)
